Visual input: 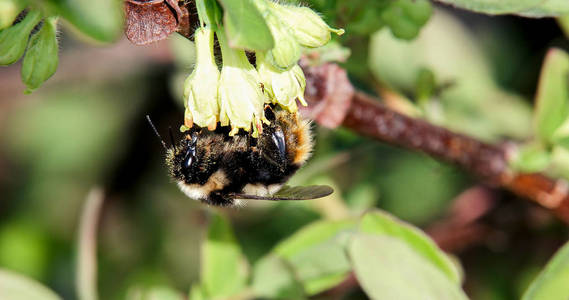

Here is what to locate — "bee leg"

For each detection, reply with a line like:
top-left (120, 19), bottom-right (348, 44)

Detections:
top-left (208, 191), bottom-right (234, 207)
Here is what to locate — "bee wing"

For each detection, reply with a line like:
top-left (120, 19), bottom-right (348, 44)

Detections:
top-left (233, 185), bottom-right (333, 201)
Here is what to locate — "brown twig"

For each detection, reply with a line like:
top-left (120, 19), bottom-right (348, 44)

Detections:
top-left (301, 62), bottom-right (569, 225)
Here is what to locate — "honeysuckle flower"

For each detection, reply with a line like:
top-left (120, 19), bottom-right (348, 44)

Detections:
top-left (264, 13), bottom-right (302, 70)
top-left (183, 26), bottom-right (220, 130)
top-left (268, 1), bottom-right (344, 48)
top-left (216, 27), bottom-right (269, 137)
top-left (257, 52), bottom-right (306, 112)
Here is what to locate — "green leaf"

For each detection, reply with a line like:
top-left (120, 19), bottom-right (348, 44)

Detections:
top-left (381, 0), bottom-right (432, 40)
top-left (21, 16), bottom-right (58, 94)
top-left (272, 219), bottom-right (355, 295)
top-left (519, 1), bottom-right (569, 17)
top-left (303, 272), bottom-right (347, 295)
top-left (0, 9), bottom-right (41, 65)
top-left (359, 210), bottom-right (462, 284)
top-left (437, 0), bottom-right (569, 17)
top-left (415, 67), bottom-right (437, 103)
top-left (252, 255), bottom-right (305, 299)
top-left (510, 143), bottom-right (552, 173)
top-left (435, 0), bottom-right (541, 15)
top-left (196, 0), bottom-right (222, 30)
top-left (44, 0), bottom-right (123, 43)
top-left (0, 269), bottom-right (61, 300)
top-left (287, 238), bottom-right (351, 295)
top-left (218, 0), bottom-right (274, 51)
top-left (201, 213), bottom-right (248, 298)
top-left (274, 219), bottom-right (356, 258)
top-left (348, 234), bottom-right (468, 300)
top-left (534, 48), bottom-right (569, 145)
top-left (0, 0), bottom-right (27, 29)
top-left (522, 241), bottom-right (569, 300)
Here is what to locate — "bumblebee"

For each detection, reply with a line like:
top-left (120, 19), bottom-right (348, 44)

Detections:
top-left (148, 106), bottom-right (332, 206)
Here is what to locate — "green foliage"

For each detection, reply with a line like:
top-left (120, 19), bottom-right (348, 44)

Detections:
top-left (251, 255), bottom-right (305, 299)
top-left (522, 241), bottom-right (569, 300)
top-left (43, 0), bottom-right (123, 43)
top-left (534, 49), bottom-right (569, 146)
top-left (21, 17), bottom-right (58, 94)
top-left (436, 0), bottom-right (569, 16)
top-left (369, 10), bottom-right (533, 141)
top-left (0, 0), bottom-right (123, 92)
top-left (326, 0), bottom-right (431, 39)
top-left (0, 269), bottom-right (61, 300)
top-left (509, 48), bottom-right (569, 174)
top-left (201, 213), bottom-right (248, 298)
top-left (198, 210), bottom-right (466, 299)
top-left (0, 9), bottom-right (40, 65)
top-left (196, 0), bottom-right (222, 29)
top-left (218, 0), bottom-right (274, 51)
top-left (360, 211), bottom-right (462, 284)
top-left (349, 234), bottom-right (468, 300)
top-left (380, 0), bottom-right (432, 40)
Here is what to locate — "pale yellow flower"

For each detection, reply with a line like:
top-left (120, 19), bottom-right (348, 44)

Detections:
top-left (183, 26), bottom-right (220, 130)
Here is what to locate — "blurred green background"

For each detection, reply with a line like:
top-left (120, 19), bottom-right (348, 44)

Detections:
top-left (1, 4), bottom-right (569, 299)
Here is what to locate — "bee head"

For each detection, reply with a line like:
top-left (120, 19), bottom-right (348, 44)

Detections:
top-left (166, 133), bottom-right (199, 183)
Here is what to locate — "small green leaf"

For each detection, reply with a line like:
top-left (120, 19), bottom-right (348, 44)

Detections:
top-left (21, 16), bottom-right (59, 94)
top-left (252, 255), bottom-right (305, 299)
top-left (0, 269), bottom-right (61, 300)
top-left (348, 234), bottom-right (468, 300)
top-left (201, 212), bottom-right (248, 298)
top-left (44, 0), bottom-right (123, 43)
top-left (381, 0), bottom-right (432, 40)
top-left (522, 241), bottom-right (569, 300)
top-left (0, 9), bottom-right (41, 65)
top-left (510, 143), bottom-right (552, 173)
top-left (0, 0), bottom-right (27, 29)
top-left (415, 67), bottom-right (437, 103)
top-left (218, 0), bottom-right (274, 51)
top-left (359, 210), bottom-right (462, 284)
top-left (534, 48), bottom-right (569, 145)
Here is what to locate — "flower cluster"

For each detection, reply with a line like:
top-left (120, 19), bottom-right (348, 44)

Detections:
top-left (183, 0), bottom-right (343, 137)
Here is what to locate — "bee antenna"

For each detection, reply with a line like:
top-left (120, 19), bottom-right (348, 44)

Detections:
top-left (168, 126), bottom-right (177, 151)
top-left (145, 115), bottom-right (168, 151)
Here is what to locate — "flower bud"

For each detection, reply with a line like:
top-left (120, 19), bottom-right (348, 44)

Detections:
top-left (217, 27), bottom-right (268, 137)
top-left (257, 52), bottom-right (306, 112)
top-left (269, 2), bottom-right (344, 48)
top-left (0, 10), bottom-right (41, 65)
top-left (183, 26), bottom-right (220, 129)
top-left (0, 0), bottom-right (25, 29)
top-left (264, 13), bottom-right (301, 70)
